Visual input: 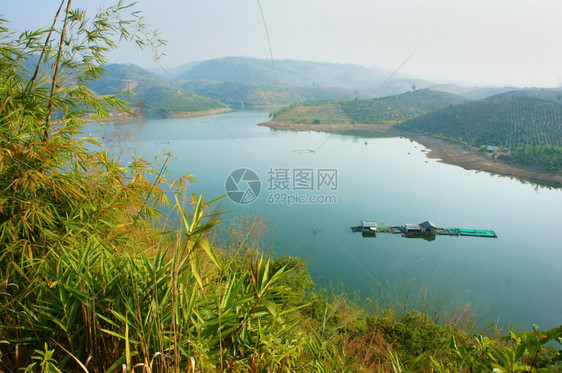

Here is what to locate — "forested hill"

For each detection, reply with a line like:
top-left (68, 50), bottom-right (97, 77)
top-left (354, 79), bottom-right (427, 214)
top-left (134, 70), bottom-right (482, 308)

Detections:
top-left (377, 89), bottom-right (469, 112)
top-left (400, 97), bottom-right (561, 148)
top-left (272, 89), bottom-right (467, 124)
top-left (488, 87), bottom-right (562, 104)
top-left (183, 80), bottom-right (358, 107)
top-left (178, 56), bottom-right (385, 88)
top-left (399, 97), bottom-right (562, 171)
top-left (88, 64), bottom-right (227, 114)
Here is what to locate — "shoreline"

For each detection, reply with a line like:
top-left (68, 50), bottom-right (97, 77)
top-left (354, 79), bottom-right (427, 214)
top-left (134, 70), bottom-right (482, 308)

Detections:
top-left (82, 107), bottom-right (231, 123)
top-left (166, 107), bottom-right (231, 118)
top-left (260, 120), bottom-right (562, 187)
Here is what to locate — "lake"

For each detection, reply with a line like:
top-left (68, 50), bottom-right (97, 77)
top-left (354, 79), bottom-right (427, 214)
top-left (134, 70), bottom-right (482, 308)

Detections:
top-left (84, 110), bottom-right (562, 331)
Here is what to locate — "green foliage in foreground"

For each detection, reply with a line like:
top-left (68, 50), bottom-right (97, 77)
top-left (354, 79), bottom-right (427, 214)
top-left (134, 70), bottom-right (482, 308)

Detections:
top-left (1, 2), bottom-right (561, 372)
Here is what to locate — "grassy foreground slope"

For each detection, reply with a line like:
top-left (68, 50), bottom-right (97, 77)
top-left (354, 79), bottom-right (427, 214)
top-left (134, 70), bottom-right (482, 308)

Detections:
top-left (400, 97), bottom-right (562, 171)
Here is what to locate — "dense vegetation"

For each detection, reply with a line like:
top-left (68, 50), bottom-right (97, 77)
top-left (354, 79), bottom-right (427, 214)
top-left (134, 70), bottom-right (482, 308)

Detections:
top-left (400, 97), bottom-right (562, 171)
top-left (342, 99), bottom-right (425, 124)
top-left (272, 101), bottom-right (349, 124)
top-left (1, 3), bottom-right (561, 372)
top-left (88, 63), bottom-right (227, 115)
top-left (378, 89), bottom-right (469, 112)
top-left (272, 90), bottom-right (466, 124)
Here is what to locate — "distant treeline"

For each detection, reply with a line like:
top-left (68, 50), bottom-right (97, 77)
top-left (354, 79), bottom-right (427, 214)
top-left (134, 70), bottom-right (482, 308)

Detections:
top-left (272, 90), bottom-right (467, 124)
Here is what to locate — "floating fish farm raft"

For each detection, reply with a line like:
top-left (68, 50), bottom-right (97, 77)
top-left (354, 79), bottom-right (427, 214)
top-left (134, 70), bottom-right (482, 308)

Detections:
top-left (351, 220), bottom-right (497, 240)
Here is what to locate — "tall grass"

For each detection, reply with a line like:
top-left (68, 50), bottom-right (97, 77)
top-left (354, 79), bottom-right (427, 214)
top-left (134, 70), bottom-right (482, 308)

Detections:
top-left (0, 3), bottom-right (318, 370)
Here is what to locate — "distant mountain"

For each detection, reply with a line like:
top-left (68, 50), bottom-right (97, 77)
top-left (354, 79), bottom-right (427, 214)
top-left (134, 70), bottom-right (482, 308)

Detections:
top-left (400, 97), bottom-right (562, 171)
top-left (488, 87), bottom-right (562, 104)
top-left (366, 78), bottom-right (436, 98)
top-left (427, 84), bottom-right (470, 96)
top-left (460, 86), bottom-right (520, 100)
top-left (89, 64), bottom-right (226, 114)
top-left (183, 80), bottom-right (360, 107)
top-left (149, 61), bottom-right (201, 78)
top-left (179, 57), bottom-right (387, 89)
top-left (183, 80), bottom-right (300, 107)
top-left (428, 84), bottom-right (519, 99)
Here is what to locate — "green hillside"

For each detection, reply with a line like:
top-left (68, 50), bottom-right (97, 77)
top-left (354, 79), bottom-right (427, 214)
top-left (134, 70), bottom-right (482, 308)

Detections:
top-left (489, 87), bottom-right (562, 104)
top-left (378, 89), bottom-right (469, 112)
top-left (179, 57), bottom-right (439, 97)
top-left (272, 90), bottom-right (466, 124)
top-left (183, 80), bottom-right (359, 107)
top-left (184, 80), bottom-right (299, 107)
top-left (400, 97), bottom-right (562, 171)
top-left (272, 101), bottom-right (348, 124)
top-left (180, 56), bottom-right (386, 89)
top-left (341, 99), bottom-right (425, 123)
top-left (89, 64), bottom-right (227, 114)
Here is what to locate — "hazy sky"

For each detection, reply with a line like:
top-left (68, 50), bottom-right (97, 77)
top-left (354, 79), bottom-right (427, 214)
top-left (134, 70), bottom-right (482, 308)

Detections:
top-left (2, 0), bottom-right (561, 87)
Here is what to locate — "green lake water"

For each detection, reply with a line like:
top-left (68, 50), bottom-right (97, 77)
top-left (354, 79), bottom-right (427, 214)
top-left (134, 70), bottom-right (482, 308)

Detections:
top-left (85, 110), bottom-right (562, 331)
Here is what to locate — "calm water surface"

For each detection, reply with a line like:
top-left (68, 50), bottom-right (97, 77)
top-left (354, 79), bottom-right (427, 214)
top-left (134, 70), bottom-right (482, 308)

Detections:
top-left (85, 110), bottom-right (562, 330)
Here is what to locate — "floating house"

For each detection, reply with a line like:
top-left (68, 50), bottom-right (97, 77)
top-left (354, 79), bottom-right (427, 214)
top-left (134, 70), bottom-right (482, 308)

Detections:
top-left (402, 223), bottom-right (421, 233)
top-left (419, 220), bottom-right (437, 234)
top-left (351, 220), bottom-right (497, 240)
top-left (402, 221), bottom-right (438, 236)
top-left (360, 221), bottom-right (378, 233)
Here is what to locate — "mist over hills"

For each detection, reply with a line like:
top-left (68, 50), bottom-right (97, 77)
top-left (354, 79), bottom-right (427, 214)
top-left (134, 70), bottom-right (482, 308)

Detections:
top-left (488, 87), bottom-right (562, 104)
top-left (91, 57), bottom-right (560, 115)
top-left (85, 57), bottom-right (561, 173)
top-left (177, 57), bottom-right (385, 89)
top-left (87, 64), bottom-right (226, 114)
